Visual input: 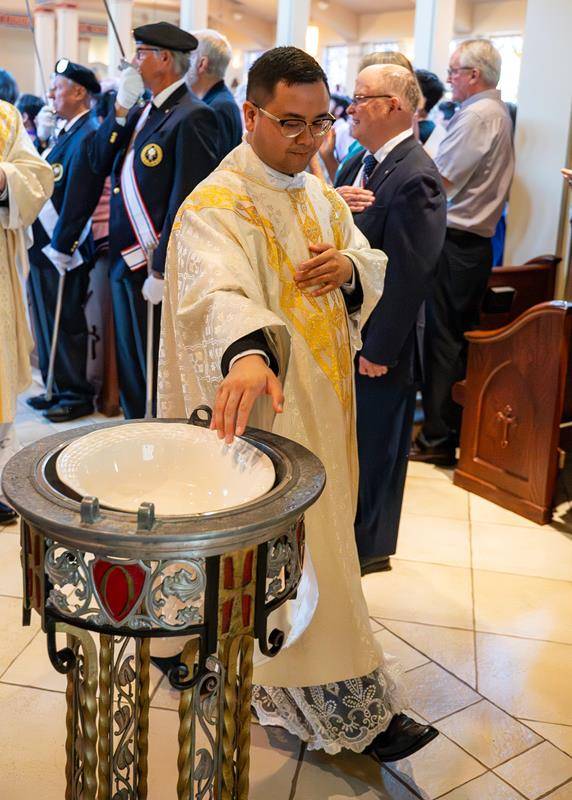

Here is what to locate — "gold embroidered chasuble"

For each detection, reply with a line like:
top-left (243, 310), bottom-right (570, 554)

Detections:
top-left (158, 142), bottom-right (388, 687)
top-left (0, 102), bottom-right (54, 423)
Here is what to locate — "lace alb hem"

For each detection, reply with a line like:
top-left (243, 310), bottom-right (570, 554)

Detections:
top-left (251, 659), bottom-right (407, 755)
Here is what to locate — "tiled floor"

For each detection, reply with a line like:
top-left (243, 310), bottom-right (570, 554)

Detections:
top-left (1, 376), bottom-right (571, 799)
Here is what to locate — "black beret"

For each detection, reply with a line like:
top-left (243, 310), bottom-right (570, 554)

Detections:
top-left (133, 21), bottom-right (198, 53)
top-left (55, 59), bottom-right (101, 94)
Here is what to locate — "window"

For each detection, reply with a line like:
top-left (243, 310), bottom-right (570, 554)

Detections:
top-left (324, 45), bottom-right (348, 94)
top-left (361, 41), bottom-right (400, 56)
top-left (243, 49), bottom-right (266, 83)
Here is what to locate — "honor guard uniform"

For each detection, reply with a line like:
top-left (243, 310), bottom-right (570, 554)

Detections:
top-left (27, 59), bottom-right (102, 422)
top-left (84, 21), bottom-right (221, 419)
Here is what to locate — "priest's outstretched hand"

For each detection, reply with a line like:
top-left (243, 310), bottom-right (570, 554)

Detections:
top-left (295, 243), bottom-right (353, 297)
top-left (211, 355), bottom-right (284, 444)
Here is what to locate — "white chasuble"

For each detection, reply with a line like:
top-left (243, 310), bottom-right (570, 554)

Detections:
top-left (0, 102), bottom-right (54, 425)
top-left (159, 143), bottom-right (405, 750)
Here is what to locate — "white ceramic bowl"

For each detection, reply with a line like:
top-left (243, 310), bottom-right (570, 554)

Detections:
top-left (55, 423), bottom-right (276, 516)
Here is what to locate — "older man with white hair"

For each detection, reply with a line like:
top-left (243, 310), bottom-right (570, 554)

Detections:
top-left (336, 65), bottom-right (446, 573)
top-left (188, 29), bottom-right (242, 157)
top-left (411, 38), bottom-right (515, 466)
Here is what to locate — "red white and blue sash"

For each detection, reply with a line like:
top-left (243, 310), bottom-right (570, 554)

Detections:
top-left (120, 103), bottom-right (159, 270)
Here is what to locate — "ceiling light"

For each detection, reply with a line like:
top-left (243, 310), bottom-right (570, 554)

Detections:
top-left (317, 1), bottom-right (329, 10)
top-left (232, 11), bottom-right (243, 20)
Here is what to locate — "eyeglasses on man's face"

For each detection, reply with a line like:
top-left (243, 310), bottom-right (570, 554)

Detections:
top-left (253, 104), bottom-right (335, 138)
top-left (447, 66), bottom-right (475, 78)
top-left (135, 46), bottom-right (163, 60)
top-left (349, 94), bottom-right (394, 107)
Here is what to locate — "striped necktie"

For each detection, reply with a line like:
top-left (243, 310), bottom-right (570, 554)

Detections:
top-left (362, 153), bottom-right (378, 187)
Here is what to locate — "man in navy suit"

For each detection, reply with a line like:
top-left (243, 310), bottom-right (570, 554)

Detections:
top-left (336, 64), bottom-right (446, 574)
top-left (83, 22), bottom-right (220, 419)
top-left (187, 29), bottom-right (242, 158)
top-left (27, 60), bottom-right (102, 421)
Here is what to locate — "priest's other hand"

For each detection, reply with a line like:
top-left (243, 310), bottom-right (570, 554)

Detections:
top-left (336, 185), bottom-right (375, 213)
top-left (358, 356), bottom-right (388, 378)
top-left (211, 355), bottom-right (284, 444)
top-left (295, 243), bottom-right (353, 297)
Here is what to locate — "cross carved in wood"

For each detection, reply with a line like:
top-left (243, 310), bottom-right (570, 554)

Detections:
top-left (495, 404), bottom-right (518, 449)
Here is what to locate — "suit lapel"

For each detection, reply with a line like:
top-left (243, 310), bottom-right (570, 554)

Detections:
top-left (48, 112), bottom-right (91, 162)
top-left (134, 84), bottom-right (188, 149)
top-left (335, 150), bottom-right (363, 187)
top-left (367, 135), bottom-right (417, 196)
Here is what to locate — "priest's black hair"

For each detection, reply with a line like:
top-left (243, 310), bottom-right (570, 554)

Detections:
top-left (247, 46), bottom-right (329, 105)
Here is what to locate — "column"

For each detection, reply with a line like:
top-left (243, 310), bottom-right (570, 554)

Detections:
top-left (78, 36), bottom-right (90, 66)
top-left (275, 0), bottom-right (310, 49)
top-left (413, 0), bottom-right (456, 82)
top-left (34, 7), bottom-right (56, 96)
top-left (504, 0), bottom-right (572, 297)
top-left (107, 0), bottom-right (133, 76)
top-left (56, 3), bottom-right (79, 62)
top-left (180, 0), bottom-right (208, 33)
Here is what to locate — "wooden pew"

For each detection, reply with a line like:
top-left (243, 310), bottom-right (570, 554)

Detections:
top-left (453, 301), bottom-right (572, 524)
top-left (479, 254), bottom-right (560, 330)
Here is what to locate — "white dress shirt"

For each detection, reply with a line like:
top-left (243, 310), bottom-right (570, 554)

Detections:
top-left (352, 127), bottom-right (414, 187)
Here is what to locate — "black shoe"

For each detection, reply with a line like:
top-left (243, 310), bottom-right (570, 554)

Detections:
top-left (360, 556), bottom-right (391, 576)
top-left (0, 500), bottom-right (18, 524)
top-left (409, 439), bottom-right (457, 467)
top-left (27, 393), bottom-right (60, 410)
top-left (365, 713), bottom-right (439, 763)
top-left (43, 401), bottom-right (93, 423)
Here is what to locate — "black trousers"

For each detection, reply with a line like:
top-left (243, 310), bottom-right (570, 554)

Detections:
top-left (355, 362), bottom-right (417, 560)
top-left (109, 259), bottom-right (160, 420)
top-left (28, 259), bottom-right (94, 405)
top-left (420, 227), bottom-right (493, 446)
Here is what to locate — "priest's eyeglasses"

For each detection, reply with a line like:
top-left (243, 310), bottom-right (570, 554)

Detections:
top-left (254, 105), bottom-right (335, 138)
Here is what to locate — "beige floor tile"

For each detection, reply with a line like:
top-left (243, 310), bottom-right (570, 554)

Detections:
top-left (406, 460), bottom-right (456, 483)
top-left (520, 720), bottom-right (572, 757)
top-left (470, 494), bottom-right (541, 528)
top-left (403, 478), bottom-right (470, 521)
top-left (543, 782), bottom-right (572, 799)
top-left (396, 515), bottom-right (471, 568)
top-left (3, 629), bottom-right (163, 695)
top-left (439, 771), bottom-right (527, 799)
top-left (404, 662), bottom-right (480, 723)
top-left (363, 560), bottom-right (474, 630)
top-left (0, 596), bottom-right (40, 677)
top-left (495, 741), bottom-right (572, 799)
top-left (386, 727), bottom-right (485, 799)
top-left (381, 620), bottom-right (476, 687)
top-left (296, 749), bottom-right (420, 799)
top-left (0, 532), bottom-right (23, 597)
top-left (437, 699), bottom-right (541, 768)
top-left (476, 633), bottom-right (572, 726)
top-left (0, 683), bottom-right (67, 799)
top-left (471, 523), bottom-right (572, 582)
top-left (473, 570), bottom-right (572, 644)
top-left (374, 628), bottom-right (430, 672)
top-left (15, 417), bottom-right (56, 446)
top-left (250, 723), bottom-right (303, 800)
top-left (370, 616), bottom-right (384, 632)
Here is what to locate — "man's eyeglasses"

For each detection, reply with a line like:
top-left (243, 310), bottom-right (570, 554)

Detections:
top-left (447, 66), bottom-right (475, 78)
top-left (135, 47), bottom-right (163, 59)
top-left (254, 104), bottom-right (335, 138)
top-left (350, 94), bottom-right (394, 106)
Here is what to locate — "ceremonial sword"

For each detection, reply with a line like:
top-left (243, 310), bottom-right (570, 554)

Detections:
top-left (145, 246), bottom-right (157, 420)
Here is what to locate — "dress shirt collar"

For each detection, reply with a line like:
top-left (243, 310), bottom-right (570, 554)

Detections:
top-left (370, 127), bottom-right (414, 167)
top-left (153, 78), bottom-right (186, 109)
top-left (460, 88), bottom-right (502, 110)
top-left (63, 108), bottom-right (90, 132)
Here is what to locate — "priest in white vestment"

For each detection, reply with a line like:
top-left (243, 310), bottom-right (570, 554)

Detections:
top-left (0, 101), bottom-right (54, 521)
top-left (159, 47), bottom-right (438, 761)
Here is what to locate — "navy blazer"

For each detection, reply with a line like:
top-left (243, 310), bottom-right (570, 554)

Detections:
top-left (30, 112), bottom-right (101, 265)
top-left (336, 136), bottom-right (446, 382)
top-left (84, 84), bottom-right (220, 276)
top-left (202, 80), bottom-right (242, 159)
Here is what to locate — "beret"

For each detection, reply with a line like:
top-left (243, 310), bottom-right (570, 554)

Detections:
top-left (55, 59), bottom-right (101, 94)
top-left (133, 21), bottom-right (198, 53)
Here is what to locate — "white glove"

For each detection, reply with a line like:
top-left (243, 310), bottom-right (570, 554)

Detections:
top-left (44, 245), bottom-right (76, 276)
top-left (36, 105), bottom-right (56, 142)
top-left (117, 66), bottom-right (144, 110)
top-left (142, 274), bottom-right (164, 305)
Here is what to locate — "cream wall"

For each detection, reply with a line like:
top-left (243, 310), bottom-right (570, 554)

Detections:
top-left (0, 28), bottom-right (36, 95)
